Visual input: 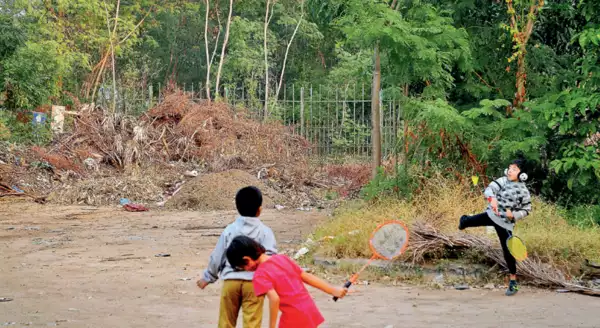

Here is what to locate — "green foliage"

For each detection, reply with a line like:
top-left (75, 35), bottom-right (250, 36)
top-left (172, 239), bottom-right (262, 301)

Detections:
top-left (0, 110), bottom-right (51, 145)
top-left (2, 41), bottom-right (68, 109)
top-left (361, 165), bottom-right (418, 201)
top-left (564, 204), bottom-right (600, 228)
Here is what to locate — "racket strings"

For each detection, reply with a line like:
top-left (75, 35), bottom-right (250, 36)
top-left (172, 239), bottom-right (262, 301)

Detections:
top-left (371, 223), bottom-right (408, 260)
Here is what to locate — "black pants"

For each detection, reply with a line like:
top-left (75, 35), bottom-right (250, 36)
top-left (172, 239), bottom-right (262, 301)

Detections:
top-left (461, 212), bottom-right (516, 275)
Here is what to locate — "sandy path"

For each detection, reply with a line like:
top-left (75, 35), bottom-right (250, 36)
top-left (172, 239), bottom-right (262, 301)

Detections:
top-left (1, 203), bottom-right (598, 327)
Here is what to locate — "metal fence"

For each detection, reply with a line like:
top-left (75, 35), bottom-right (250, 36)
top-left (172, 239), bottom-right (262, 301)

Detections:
top-left (95, 82), bottom-right (404, 159)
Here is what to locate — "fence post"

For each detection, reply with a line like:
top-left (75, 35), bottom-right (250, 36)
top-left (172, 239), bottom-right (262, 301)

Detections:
top-left (149, 85), bottom-right (153, 108)
top-left (300, 87), bottom-right (305, 137)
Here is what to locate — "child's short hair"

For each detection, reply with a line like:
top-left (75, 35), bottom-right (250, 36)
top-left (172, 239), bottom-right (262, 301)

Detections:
top-left (226, 235), bottom-right (265, 269)
top-left (235, 186), bottom-right (263, 217)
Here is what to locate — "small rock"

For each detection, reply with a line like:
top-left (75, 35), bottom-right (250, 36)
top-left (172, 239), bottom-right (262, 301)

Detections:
top-left (454, 284), bottom-right (470, 290)
top-left (348, 230), bottom-right (360, 236)
top-left (275, 205), bottom-right (285, 211)
top-left (68, 308), bottom-right (79, 312)
top-left (155, 253), bottom-right (171, 257)
top-left (179, 278), bottom-right (191, 281)
top-left (384, 325), bottom-right (394, 328)
top-left (152, 226), bottom-right (158, 229)
top-left (6, 227), bottom-right (15, 231)
top-left (184, 170), bottom-right (199, 177)
top-left (0, 298), bottom-right (13, 302)
top-left (179, 291), bottom-right (188, 294)
top-left (293, 247), bottom-right (309, 260)
top-left (24, 226), bottom-right (40, 231)
top-left (434, 273), bottom-right (445, 284)
top-left (483, 283), bottom-right (495, 290)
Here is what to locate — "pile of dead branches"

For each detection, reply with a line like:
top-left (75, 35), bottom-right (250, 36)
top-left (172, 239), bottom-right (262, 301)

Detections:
top-left (410, 221), bottom-right (600, 296)
top-left (46, 91), bottom-right (311, 179)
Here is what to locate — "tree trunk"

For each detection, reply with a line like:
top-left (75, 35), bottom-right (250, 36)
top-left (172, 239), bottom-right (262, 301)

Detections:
top-left (513, 51), bottom-right (527, 111)
top-left (215, 0), bottom-right (233, 99)
top-left (263, 0), bottom-right (271, 121)
top-left (204, 0), bottom-right (211, 101)
top-left (276, 4), bottom-right (303, 100)
top-left (371, 43), bottom-right (382, 178)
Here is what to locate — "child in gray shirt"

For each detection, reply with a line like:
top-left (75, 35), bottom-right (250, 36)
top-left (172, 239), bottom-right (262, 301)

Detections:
top-left (197, 186), bottom-right (277, 327)
top-left (459, 158), bottom-right (532, 296)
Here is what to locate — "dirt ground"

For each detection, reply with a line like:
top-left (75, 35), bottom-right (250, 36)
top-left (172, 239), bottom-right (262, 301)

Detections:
top-left (1, 202), bottom-right (599, 328)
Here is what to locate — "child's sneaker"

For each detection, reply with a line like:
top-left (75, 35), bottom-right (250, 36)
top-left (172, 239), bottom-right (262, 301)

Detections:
top-left (505, 280), bottom-right (519, 296)
top-left (458, 215), bottom-right (467, 230)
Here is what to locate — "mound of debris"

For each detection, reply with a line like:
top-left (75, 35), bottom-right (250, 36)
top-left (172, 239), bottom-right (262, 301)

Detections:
top-left (44, 90), bottom-right (310, 176)
top-left (166, 169), bottom-right (282, 211)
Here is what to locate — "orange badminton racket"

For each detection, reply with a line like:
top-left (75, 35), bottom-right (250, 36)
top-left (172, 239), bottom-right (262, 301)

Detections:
top-left (333, 220), bottom-right (410, 301)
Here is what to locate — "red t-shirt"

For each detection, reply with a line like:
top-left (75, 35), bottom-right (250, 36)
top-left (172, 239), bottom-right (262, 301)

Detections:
top-left (253, 254), bottom-right (325, 328)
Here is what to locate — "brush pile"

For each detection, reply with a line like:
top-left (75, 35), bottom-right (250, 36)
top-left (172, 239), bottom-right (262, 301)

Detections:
top-left (411, 221), bottom-right (600, 296)
top-left (47, 90), bottom-right (311, 177)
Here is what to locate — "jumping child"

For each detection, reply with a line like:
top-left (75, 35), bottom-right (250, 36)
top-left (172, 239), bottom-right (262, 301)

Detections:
top-left (226, 235), bottom-right (348, 328)
top-left (458, 158), bottom-right (532, 296)
top-left (197, 186), bottom-right (277, 328)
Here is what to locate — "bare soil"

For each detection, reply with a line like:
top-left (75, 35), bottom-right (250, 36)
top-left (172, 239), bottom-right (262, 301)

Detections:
top-left (166, 170), bottom-right (281, 211)
top-left (1, 202), bottom-right (598, 327)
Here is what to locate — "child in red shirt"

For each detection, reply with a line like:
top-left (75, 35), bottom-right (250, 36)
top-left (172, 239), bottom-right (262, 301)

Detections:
top-left (226, 235), bottom-right (348, 328)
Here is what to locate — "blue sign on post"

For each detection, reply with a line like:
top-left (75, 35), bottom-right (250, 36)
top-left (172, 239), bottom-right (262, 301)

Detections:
top-left (31, 112), bottom-right (47, 126)
top-left (31, 111), bottom-right (48, 143)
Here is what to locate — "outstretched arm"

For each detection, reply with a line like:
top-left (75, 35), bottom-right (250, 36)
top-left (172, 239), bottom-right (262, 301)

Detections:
top-left (301, 271), bottom-right (347, 298)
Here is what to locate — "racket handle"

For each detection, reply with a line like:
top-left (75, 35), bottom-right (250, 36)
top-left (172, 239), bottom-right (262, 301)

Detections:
top-left (332, 280), bottom-right (353, 302)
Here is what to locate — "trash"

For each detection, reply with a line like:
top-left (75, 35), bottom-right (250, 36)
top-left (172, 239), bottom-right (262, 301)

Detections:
top-left (348, 230), bottom-right (360, 236)
top-left (120, 198), bottom-right (131, 206)
top-left (83, 157), bottom-right (99, 171)
top-left (296, 207), bottom-right (312, 212)
top-left (6, 227), bottom-right (15, 231)
top-left (275, 204), bottom-right (285, 211)
top-left (24, 226), bottom-right (40, 231)
top-left (178, 277), bottom-right (191, 281)
top-left (0, 298), bottom-right (13, 302)
top-left (123, 203), bottom-right (149, 212)
top-left (454, 284), bottom-right (470, 290)
top-left (11, 185), bottom-right (24, 193)
top-left (556, 289), bottom-right (570, 293)
top-left (293, 247), bottom-right (309, 260)
top-left (184, 170), bottom-right (199, 177)
top-left (155, 253), bottom-right (171, 257)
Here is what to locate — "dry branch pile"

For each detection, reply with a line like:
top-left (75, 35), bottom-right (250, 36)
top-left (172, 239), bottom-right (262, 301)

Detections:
top-left (46, 91), bottom-right (311, 177)
top-left (411, 222), bottom-right (600, 296)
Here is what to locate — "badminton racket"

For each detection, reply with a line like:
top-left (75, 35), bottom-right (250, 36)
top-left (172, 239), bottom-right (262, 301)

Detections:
top-left (333, 220), bottom-right (410, 301)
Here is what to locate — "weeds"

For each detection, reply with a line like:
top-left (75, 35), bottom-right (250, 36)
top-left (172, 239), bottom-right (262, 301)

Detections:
top-left (314, 175), bottom-right (600, 275)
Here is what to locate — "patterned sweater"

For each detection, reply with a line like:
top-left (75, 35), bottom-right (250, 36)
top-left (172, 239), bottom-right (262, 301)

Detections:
top-left (484, 176), bottom-right (532, 231)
